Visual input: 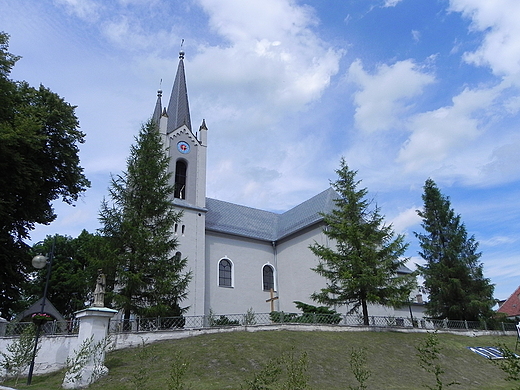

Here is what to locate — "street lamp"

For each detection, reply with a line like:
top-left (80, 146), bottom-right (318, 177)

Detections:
top-left (27, 236), bottom-right (56, 386)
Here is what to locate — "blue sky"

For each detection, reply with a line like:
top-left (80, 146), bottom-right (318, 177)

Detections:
top-left (2, 0), bottom-right (519, 301)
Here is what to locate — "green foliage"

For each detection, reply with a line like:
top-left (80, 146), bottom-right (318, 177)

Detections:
top-left (415, 179), bottom-right (495, 321)
top-left (310, 158), bottom-right (416, 325)
top-left (242, 348), bottom-right (309, 390)
top-left (242, 356), bottom-right (282, 390)
top-left (0, 324), bottom-right (38, 384)
top-left (416, 331), bottom-right (459, 390)
top-left (129, 339), bottom-right (157, 390)
top-left (99, 119), bottom-right (191, 321)
top-left (494, 343), bottom-right (520, 388)
top-left (244, 307), bottom-right (257, 326)
top-left (270, 302), bottom-right (342, 324)
top-left (64, 335), bottom-right (111, 387)
top-left (0, 31), bottom-right (90, 320)
top-left (3, 330), bottom-right (517, 390)
top-left (211, 315), bottom-right (240, 327)
top-left (294, 301), bottom-right (342, 324)
top-left (279, 349), bottom-right (309, 390)
top-left (168, 350), bottom-right (191, 390)
top-left (347, 347), bottom-right (371, 390)
top-left (24, 232), bottom-right (111, 318)
top-left (269, 311), bottom-right (299, 323)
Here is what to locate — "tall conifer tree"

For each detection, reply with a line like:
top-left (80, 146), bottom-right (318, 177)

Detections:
top-left (415, 179), bottom-right (494, 321)
top-left (310, 158), bottom-right (416, 325)
top-left (99, 120), bottom-right (191, 321)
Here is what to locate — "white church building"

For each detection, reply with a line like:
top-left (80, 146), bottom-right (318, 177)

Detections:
top-left (151, 51), bottom-right (424, 319)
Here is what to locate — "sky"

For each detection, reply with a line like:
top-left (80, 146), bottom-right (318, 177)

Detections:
top-left (1, 0), bottom-right (519, 301)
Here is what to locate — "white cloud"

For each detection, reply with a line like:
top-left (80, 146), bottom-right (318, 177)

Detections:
top-left (397, 84), bottom-right (502, 172)
top-left (481, 235), bottom-right (518, 247)
top-left (192, 0), bottom-right (343, 112)
top-left (348, 59), bottom-right (435, 133)
top-left (383, 0), bottom-right (403, 7)
top-left (172, 0), bottom-right (344, 210)
top-left (449, 0), bottom-right (520, 82)
top-left (390, 206), bottom-right (421, 234)
top-left (102, 16), bottom-right (163, 50)
top-left (411, 30), bottom-right (421, 43)
top-left (480, 139), bottom-right (520, 183)
top-left (53, 0), bottom-right (101, 21)
top-left (199, 0), bottom-right (317, 42)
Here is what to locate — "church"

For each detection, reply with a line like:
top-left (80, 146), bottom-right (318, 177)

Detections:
top-left (152, 51), bottom-right (423, 319)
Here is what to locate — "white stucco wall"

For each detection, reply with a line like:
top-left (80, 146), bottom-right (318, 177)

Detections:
top-left (0, 334), bottom-right (78, 377)
top-left (205, 223), bottom-right (426, 320)
top-left (206, 232), bottom-right (276, 315)
top-left (276, 225), bottom-right (328, 312)
top-left (176, 207), bottom-right (207, 316)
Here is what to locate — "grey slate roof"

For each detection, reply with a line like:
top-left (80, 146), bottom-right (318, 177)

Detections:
top-left (152, 90), bottom-right (162, 127)
top-left (205, 187), bottom-right (413, 274)
top-left (206, 187), bottom-right (337, 241)
top-left (166, 52), bottom-right (192, 133)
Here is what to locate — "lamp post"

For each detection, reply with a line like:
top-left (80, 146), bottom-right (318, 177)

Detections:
top-left (27, 236), bottom-right (55, 386)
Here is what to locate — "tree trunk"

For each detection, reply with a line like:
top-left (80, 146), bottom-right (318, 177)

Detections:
top-left (361, 299), bottom-right (369, 326)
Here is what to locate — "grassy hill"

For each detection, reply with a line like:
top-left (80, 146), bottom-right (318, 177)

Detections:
top-left (5, 329), bottom-right (519, 389)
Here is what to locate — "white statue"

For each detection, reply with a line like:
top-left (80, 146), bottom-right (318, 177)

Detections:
top-left (93, 269), bottom-right (106, 307)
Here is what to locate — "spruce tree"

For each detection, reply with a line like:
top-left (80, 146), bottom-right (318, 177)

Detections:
top-left (310, 158), bottom-right (416, 325)
top-left (415, 179), bottom-right (494, 321)
top-left (99, 120), bottom-right (191, 321)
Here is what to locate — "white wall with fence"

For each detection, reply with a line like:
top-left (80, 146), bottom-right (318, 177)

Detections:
top-left (1, 312), bottom-right (517, 379)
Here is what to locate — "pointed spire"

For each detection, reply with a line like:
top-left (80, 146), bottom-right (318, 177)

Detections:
top-left (152, 88), bottom-right (162, 127)
top-left (166, 50), bottom-right (192, 133)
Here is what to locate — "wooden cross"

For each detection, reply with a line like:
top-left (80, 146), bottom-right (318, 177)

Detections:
top-left (266, 288), bottom-right (279, 312)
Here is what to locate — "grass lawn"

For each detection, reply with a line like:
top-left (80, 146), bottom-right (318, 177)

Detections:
top-left (3, 329), bottom-right (518, 389)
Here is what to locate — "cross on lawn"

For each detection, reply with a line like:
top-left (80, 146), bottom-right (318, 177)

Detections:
top-left (266, 288), bottom-right (279, 312)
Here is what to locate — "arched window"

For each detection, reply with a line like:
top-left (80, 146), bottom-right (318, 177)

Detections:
top-left (218, 258), bottom-right (233, 287)
top-left (174, 160), bottom-right (187, 199)
top-left (263, 264), bottom-right (275, 291)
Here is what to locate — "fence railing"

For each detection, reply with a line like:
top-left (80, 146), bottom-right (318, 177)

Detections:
top-left (0, 320), bottom-right (79, 337)
top-left (2, 313), bottom-right (517, 337)
top-left (106, 312), bottom-right (519, 334)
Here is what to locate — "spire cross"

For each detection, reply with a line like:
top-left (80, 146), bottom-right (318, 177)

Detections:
top-left (266, 288), bottom-right (279, 312)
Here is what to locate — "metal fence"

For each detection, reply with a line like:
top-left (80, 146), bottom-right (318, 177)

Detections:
top-left (0, 320), bottom-right (79, 337)
top-left (107, 312), bottom-right (519, 334)
top-left (2, 313), bottom-right (516, 337)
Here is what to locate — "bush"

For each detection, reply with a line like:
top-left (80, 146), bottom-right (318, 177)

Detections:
top-left (211, 315), bottom-right (240, 327)
top-left (269, 302), bottom-right (342, 325)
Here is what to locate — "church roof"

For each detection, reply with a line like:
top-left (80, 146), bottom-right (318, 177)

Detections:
top-left (206, 187), bottom-right (413, 274)
top-left (166, 51), bottom-right (192, 133)
top-left (152, 89), bottom-right (163, 127)
top-left (206, 187), bottom-right (337, 241)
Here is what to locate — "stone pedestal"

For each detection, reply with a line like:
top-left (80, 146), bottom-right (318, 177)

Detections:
top-left (62, 307), bottom-right (117, 389)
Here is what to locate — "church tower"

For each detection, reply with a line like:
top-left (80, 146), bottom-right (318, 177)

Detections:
top-left (153, 50), bottom-right (207, 316)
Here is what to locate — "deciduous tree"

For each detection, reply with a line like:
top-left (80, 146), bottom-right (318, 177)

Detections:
top-left (0, 32), bottom-right (90, 319)
top-left (25, 231), bottom-right (112, 318)
top-left (415, 179), bottom-right (494, 321)
top-left (310, 158), bottom-right (416, 325)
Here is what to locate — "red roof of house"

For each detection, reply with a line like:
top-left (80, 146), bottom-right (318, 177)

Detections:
top-left (497, 285), bottom-right (520, 317)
